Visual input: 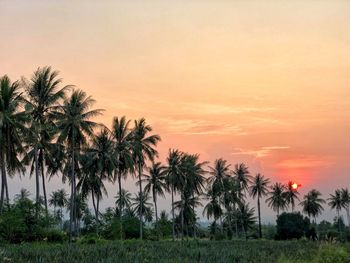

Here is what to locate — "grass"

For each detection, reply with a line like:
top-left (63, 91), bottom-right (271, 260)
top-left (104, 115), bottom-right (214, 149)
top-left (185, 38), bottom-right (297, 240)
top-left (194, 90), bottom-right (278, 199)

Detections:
top-left (0, 240), bottom-right (349, 263)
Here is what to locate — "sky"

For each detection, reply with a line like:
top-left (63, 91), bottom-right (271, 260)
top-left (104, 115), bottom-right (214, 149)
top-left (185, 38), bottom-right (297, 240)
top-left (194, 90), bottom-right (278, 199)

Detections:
top-left (1, 0), bottom-right (350, 223)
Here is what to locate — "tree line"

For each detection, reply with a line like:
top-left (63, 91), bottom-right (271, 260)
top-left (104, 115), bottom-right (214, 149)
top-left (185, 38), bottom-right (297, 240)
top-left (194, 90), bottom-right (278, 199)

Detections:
top-left (0, 67), bottom-right (349, 241)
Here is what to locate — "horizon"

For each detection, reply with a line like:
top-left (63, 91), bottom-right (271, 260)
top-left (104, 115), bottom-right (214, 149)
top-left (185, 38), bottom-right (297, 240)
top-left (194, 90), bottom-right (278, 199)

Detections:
top-left (1, 0), bottom-right (350, 224)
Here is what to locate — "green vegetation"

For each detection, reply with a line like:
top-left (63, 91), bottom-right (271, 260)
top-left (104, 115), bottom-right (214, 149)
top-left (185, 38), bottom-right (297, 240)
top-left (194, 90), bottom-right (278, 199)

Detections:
top-left (1, 241), bottom-right (350, 263)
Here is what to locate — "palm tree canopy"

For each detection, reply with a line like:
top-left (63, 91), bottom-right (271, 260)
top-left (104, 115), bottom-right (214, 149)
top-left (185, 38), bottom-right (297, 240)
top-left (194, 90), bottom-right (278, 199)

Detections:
top-left (208, 158), bottom-right (231, 196)
top-left (266, 182), bottom-right (287, 214)
top-left (249, 173), bottom-right (270, 199)
top-left (165, 149), bottom-right (183, 192)
top-left (299, 189), bottom-right (325, 218)
top-left (328, 189), bottom-right (343, 212)
top-left (233, 163), bottom-right (252, 195)
top-left (141, 162), bottom-right (168, 202)
top-left (115, 189), bottom-right (132, 212)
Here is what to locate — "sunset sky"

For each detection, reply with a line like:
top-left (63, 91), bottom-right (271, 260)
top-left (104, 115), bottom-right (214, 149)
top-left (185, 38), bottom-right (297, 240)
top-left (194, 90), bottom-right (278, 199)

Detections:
top-left (1, 1), bottom-right (350, 222)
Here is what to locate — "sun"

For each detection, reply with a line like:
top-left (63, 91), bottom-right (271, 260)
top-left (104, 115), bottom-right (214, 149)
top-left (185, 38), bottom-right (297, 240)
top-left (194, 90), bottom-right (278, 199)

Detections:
top-left (291, 183), bottom-right (298, 190)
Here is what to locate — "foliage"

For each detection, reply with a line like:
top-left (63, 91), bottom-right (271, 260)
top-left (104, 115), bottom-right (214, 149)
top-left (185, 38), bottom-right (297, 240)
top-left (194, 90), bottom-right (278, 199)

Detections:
top-left (276, 212), bottom-right (310, 240)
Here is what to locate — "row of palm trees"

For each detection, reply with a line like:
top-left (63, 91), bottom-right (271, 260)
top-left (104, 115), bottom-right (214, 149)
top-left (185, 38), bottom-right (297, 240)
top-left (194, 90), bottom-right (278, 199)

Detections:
top-left (1, 67), bottom-right (349, 242)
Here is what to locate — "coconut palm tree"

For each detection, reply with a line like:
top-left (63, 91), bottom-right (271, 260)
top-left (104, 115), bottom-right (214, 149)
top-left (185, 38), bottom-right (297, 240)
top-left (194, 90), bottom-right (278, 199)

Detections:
top-left (14, 188), bottom-right (31, 202)
top-left (131, 118), bottom-right (160, 240)
top-left (54, 89), bottom-right (103, 241)
top-left (249, 174), bottom-right (270, 238)
top-left (49, 189), bottom-right (68, 229)
top-left (111, 116), bottom-right (134, 237)
top-left (132, 190), bottom-right (153, 222)
top-left (208, 158), bottom-right (231, 198)
top-left (0, 75), bottom-right (27, 212)
top-left (24, 66), bottom-right (70, 216)
top-left (328, 189), bottom-right (343, 233)
top-left (203, 189), bottom-right (222, 234)
top-left (299, 189), bottom-right (325, 223)
top-left (237, 203), bottom-right (256, 240)
top-left (233, 163), bottom-right (251, 203)
top-left (141, 162), bottom-right (167, 227)
top-left (115, 189), bottom-right (132, 215)
top-left (165, 149), bottom-right (183, 240)
top-left (266, 182), bottom-right (287, 217)
top-left (285, 181), bottom-right (300, 212)
top-left (341, 188), bottom-right (350, 227)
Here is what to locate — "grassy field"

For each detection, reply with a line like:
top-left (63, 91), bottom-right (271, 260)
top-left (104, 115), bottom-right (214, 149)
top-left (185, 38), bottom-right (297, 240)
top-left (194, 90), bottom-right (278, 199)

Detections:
top-left (1, 240), bottom-right (350, 263)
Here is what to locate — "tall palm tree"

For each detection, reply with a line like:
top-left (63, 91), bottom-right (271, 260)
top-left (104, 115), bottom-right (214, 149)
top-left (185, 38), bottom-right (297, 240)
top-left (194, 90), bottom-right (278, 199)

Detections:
top-left (81, 128), bottom-right (114, 226)
top-left (341, 188), bottom-right (350, 227)
top-left (249, 174), bottom-right (270, 238)
top-left (141, 162), bottom-right (167, 227)
top-left (111, 116), bottom-right (134, 237)
top-left (115, 189), bottom-right (132, 215)
top-left (165, 149), bottom-right (183, 240)
top-left (285, 181), bottom-right (300, 212)
top-left (299, 189), bottom-right (325, 223)
top-left (266, 182), bottom-right (287, 217)
top-left (233, 163), bottom-right (251, 204)
top-left (131, 118), bottom-right (160, 240)
top-left (0, 75), bottom-right (27, 211)
top-left (328, 189), bottom-right (343, 232)
top-left (24, 67), bottom-right (70, 216)
top-left (54, 89), bottom-right (103, 241)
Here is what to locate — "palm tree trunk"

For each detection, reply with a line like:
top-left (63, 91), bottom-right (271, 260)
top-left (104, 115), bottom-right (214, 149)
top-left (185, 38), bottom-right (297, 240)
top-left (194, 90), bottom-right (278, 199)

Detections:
top-left (41, 159), bottom-right (48, 219)
top-left (118, 172), bottom-right (123, 239)
top-left (96, 194), bottom-right (100, 233)
top-left (153, 189), bottom-right (158, 226)
top-left (258, 196), bottom-right (262, 238)
top-left (181, 198), bottom-right (184, 240)
top-left (138, 164), bottom-right (143, 240)
top-left (69, 137), bottom-right (75, 242)
top-left (60, 207), bottom-right (64, 230)
top-left (92, 192), bottom-right (97, 218)
top-left (34, 145), bottom-right (40, 213)
top-left (0, 157), bottom-right (5, 212)
top-left (171, 187), bottom-right (175, 241)
top-left (346, 206), bottom-right (350, 227)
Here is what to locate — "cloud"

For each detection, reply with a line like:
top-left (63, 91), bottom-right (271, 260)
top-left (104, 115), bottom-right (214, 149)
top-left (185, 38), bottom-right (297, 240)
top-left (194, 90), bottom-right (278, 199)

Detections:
top-left (182, 103), bottom-right (276, 115)
top-left (277, 156), bottom-right (334, 169)
top-left (231, 146), bottom-right (290, 158)
top-left (160, 118), bottom-right (246, 135)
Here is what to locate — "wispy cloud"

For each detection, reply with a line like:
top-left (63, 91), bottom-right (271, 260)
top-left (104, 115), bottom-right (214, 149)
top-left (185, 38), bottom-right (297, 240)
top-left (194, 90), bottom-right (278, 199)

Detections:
top-left (160, 118), bottom-right (246, 135)
top-left (231, 146), bottom-right (290, 158)
top-left (182, 103), bottom-right (276, 115)
top-left (277, 156), bottom-right (334, 169)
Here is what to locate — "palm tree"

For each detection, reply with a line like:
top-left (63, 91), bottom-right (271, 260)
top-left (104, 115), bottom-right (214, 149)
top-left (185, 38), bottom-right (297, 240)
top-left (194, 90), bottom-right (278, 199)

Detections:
top-left (111, 116), bottom-right (134, 237)
top-left (328, 189), bottom-right (343, 233)
top-left (208, 158), bottom-right (231, 198)
top-left (54, 89), bottom-right (103, 241)
top-left (285, 181), bottom-right (300, 212)
top-left (233, 163), bottom-right (252, 203)
top-left (115, 189), bottom-right (132, 215)
top-left (0, 75), bottom-right (27, 211)
top-left (249, 174), bottom-right (270, 238)
top-left (299, 189), bottom-right (325, 223)
top-left (165, 149), bottom-right (183, 240)
top-left (131, 118), bottom-right (160, 240)
top-left (132, 190), bottom-right (153, 222)
top-left (24, 66), bottom-right (70, 216)
top-left (14, 188), bottom-right (31, 202)
top-left (49, 189), bottom-right (68, 229)
top-left (81, 128), bottom-right (114, 226)
top-left (266, 182), bottom-right (287, 217)
top-left (141, 162), bottom-right (167, 227)
top-left (237, 203), bottom-right (256, 240)
top-left (341, 188), bottom-right (350, 227)
top-left (67, 193), bottom-right (88, 235)
top-left (203, 189), bottom-right (222, 234)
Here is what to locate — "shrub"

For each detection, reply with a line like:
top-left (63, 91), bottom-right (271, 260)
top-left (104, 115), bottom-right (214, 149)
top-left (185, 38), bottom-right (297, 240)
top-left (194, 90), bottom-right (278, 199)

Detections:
top-left (276, 212), bottom-right (310, 240)
top-left (43, 229), bottom-right (67, 243)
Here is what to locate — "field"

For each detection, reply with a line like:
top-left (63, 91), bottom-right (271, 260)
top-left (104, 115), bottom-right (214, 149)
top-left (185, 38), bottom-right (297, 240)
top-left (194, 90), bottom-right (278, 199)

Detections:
top-left (1, 240), bottom-right (349, 263)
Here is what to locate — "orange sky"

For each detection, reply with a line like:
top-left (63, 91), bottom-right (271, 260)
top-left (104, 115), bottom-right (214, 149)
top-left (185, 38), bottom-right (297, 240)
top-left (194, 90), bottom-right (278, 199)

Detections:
top-left (1, 1), bottom-right (350, 222)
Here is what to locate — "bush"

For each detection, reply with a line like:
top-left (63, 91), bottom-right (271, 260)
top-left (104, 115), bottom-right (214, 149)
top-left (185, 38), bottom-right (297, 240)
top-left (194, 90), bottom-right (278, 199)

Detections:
top-left (43, 229), bottom-right (67, 243)
top-left (316, 245), bottom-right (350, 263)
top-left (276, 212), bottom-right (310, 240)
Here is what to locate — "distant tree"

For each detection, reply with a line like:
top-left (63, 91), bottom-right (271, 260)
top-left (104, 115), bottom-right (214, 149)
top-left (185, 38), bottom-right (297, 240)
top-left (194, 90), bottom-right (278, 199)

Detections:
top-left (299, 189), bottom-right (325, 223)
top-left (14, 189), bottom-right (31, 202)
top-left (203, 189), bottom-right (222, 234)
top-left (237, 203), bottom-right (256, 240)
top-left (115, 189), bottom-right (132, 215)
top-left (266, 182), bottom-right (287, 217)
top-left (49, 189), bottom-right (68, 229)
top-left (276, 212), bottom-right (310, 240)
top-left (249, 174), bottom-right (270, 238)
